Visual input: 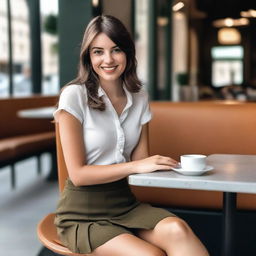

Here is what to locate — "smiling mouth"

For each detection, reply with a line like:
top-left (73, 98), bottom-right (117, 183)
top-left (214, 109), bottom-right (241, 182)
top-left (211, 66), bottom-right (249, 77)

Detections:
top-left (101, 66), bottom-right (118, 71)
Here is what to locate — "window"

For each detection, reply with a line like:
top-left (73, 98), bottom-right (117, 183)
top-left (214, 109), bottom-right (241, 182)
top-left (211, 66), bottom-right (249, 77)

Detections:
top-left (211, 45), bottom-right (244, 87)
top-left (41, 0), bottom-right (59, 95)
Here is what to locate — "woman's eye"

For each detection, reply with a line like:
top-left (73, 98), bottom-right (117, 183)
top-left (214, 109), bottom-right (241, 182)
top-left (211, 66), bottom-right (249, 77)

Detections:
top-left (113, 48), bottom-right (122, 53)
top-left (93, 50), bottom-right (103, 55)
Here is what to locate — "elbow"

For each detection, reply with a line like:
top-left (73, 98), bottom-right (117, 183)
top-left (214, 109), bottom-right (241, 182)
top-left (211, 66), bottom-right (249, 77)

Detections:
top-left (68, 169), bottom-right (83, 187)
top-left (70, 177), bottom-right (82, 187)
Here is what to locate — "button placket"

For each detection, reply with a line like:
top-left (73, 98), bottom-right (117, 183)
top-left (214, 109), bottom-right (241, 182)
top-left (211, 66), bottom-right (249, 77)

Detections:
top-left (100, 86), bottom-right (130, 163)
top-left (115, 120), bottom-right (125, 161)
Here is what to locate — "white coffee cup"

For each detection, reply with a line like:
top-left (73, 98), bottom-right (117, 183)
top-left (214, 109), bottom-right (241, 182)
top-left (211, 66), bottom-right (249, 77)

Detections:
top-left (180, 154), bottom-right (207, 172)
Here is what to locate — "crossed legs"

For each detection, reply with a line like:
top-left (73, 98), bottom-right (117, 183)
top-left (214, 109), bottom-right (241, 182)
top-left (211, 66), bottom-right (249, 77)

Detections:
top-left (90, 217), bottom-right (209, 256)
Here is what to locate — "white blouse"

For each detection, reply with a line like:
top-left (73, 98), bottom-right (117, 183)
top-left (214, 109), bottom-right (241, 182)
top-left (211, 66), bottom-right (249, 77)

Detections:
top-left (54, 84), bottom-right (152, 165)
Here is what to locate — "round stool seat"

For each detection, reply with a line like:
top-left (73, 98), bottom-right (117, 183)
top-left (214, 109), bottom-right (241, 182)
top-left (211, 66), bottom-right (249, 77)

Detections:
top-left (37, 213), bottom-right (88, 256)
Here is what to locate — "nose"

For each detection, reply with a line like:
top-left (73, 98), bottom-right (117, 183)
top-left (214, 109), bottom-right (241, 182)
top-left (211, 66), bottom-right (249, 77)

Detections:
top-left (104, 52), bottom-right (114, 64)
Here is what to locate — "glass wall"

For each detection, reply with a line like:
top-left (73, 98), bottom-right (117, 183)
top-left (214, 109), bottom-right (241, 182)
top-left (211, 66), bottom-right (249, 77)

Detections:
top-left (0, 0), bottom-right (59, 98)
top-left (0, 0), bottom-right (9, 97)
top-left (11, 0), bottom-right (31, 96)
top-left (0, 0), bottom-right (31, 97)
top-left (135, 0), bottom-right (149, 89)
top-left (40, 0), bottom-right (59, 95)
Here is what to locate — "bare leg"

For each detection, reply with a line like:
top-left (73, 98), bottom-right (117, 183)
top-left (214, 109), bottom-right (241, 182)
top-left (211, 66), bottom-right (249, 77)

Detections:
top-left (137, 217), bottom-right (210, 256)
top-left (89, 233), bottom-right (166, 256)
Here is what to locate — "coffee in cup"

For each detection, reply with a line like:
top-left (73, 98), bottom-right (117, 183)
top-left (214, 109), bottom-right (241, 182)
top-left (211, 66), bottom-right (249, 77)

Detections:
top-left (180, 154), bottom-right (207, 172)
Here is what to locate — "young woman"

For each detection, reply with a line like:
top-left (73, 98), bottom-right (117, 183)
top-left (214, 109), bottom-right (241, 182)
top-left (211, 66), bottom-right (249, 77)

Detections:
top-left (54, 15), bottom-right (209, 256)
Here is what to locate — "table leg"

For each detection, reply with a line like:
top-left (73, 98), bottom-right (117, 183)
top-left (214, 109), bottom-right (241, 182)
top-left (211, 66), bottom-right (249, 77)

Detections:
top-left (46, 149), bottom-right (58, 181)
top-left (222, 192), bottom-right (237, 256)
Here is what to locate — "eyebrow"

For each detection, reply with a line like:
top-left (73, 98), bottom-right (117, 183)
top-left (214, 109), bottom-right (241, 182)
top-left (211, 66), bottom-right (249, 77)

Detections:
top-left (91, 45), bottom-right (119, 50)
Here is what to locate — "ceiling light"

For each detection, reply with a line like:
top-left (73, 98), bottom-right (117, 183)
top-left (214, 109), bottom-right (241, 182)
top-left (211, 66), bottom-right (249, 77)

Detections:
top-left (157, 17), bottom-right (169, 26)
top-left (213, 18), bottom-right (249, 27)
top-left (218, 28), bottom-right (241, 45)
top-left (241, 9), bottom-right (256, 18)
top-left (249, 9), bottom-right (256, 17)
top-left (92, 0), bottom-right (99, 7)
top-left (239, 18), bottom-right (249, 25)
top-left (172, 2), bottom-right (184, 12)
top-left (225, 18), bottom-right (234, 27)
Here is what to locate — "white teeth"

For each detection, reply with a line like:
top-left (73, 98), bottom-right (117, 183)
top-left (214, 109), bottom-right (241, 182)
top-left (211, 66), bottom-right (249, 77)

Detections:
top-left (102, 67), bottom-right (116, 70)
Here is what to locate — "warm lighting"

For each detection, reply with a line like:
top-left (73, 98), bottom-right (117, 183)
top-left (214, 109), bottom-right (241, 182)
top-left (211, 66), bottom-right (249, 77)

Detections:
top-left (92, 0), bottom-right (99, 7)
top-left (223, 100), bottom-right (241, 105)
top-left (241, 9), bottom-right (256, 18)
top-left (213, 18), bottom-right (249, 27)
top-left (225, 18), bottom-right (234, 27)
top-left (218, 28), bottom-right (241, 45)
top-left (172, 2), bottom-right (184, 12)
top-left (249, 9), bottom-right (256, 17)
top-left (157, 17), bottom-right (169, 26)
top-left (239, 18), bottom-right (249, 25)
top-left (174, 11), bottom-right (185, 20)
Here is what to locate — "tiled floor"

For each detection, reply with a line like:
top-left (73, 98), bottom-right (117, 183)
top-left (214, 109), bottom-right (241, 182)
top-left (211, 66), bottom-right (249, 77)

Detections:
top-left (0, 154), bottom-right (59, 256)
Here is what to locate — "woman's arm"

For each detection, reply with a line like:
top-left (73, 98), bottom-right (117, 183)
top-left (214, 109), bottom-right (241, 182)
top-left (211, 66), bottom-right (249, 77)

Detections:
top-left (131, 124), bottom-right (150, 160)
top-left (59, 111), bottom-right (178, 186)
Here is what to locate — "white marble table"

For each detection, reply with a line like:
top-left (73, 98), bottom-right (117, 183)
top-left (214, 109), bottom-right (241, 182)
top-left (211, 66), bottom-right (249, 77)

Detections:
top-left (17, 106), bottom-right (56, 119)
top-left (129, 154), bottom-right (256, 256)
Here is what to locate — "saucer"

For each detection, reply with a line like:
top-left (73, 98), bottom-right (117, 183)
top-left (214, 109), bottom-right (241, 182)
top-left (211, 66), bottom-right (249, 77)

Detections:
top-left (171, 165), bottom-right (214, 176)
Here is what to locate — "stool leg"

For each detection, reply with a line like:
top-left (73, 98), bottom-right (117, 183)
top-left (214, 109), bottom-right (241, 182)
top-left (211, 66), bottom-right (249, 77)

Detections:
top-left (10, 164), bottom-right (16, 189)
top-left (37, 155), bottom-right (42, 175)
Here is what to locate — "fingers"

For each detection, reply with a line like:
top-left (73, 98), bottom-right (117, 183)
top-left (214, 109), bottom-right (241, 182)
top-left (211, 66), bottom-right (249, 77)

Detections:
top-left (152, 155), bottom-right (179, 167)
top-left (157, 165), bottom-right (175, 170)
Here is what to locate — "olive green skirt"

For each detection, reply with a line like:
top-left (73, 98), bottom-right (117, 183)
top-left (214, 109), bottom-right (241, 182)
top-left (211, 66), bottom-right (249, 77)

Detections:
top-left (54, 178), bottom-right (175, 254)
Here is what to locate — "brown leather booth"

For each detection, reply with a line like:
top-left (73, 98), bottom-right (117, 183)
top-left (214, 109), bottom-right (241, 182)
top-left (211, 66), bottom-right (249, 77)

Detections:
top-left (0, 95), bottom-right (58, 188)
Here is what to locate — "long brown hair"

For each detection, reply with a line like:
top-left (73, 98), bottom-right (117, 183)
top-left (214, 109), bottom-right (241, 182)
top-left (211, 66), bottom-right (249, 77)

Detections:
top-left (68, 15), bottom-right (142, 110)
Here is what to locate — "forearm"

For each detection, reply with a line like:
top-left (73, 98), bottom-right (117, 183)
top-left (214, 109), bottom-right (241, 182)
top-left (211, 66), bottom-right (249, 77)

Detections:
top-left (70, 161), bottom-right (136, 186)
top-left (70, 155), bottom-right (178, 186)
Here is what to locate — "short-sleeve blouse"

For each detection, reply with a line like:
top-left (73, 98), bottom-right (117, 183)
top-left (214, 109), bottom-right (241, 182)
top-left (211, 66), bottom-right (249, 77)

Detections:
top-left (54, 84), bottom-right (152, 165)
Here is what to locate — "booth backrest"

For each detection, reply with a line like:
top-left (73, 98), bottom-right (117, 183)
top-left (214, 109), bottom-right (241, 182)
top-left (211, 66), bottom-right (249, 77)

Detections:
top-left (0, 95), bottom-right (58, 139)
top-left (148, 101), bottom-right (256, 159)
top-left (55, 123), bottom-right (68, 193)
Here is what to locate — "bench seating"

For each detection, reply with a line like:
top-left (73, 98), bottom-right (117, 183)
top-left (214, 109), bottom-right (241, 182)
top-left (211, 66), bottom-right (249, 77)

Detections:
top-left (0, 95), bottom-right (58, 188)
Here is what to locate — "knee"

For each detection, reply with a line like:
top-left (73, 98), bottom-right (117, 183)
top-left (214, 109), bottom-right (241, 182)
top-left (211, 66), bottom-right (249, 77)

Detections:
top-left (148, 247), bottom-right (166, 256)
top-left (160, 217), bottom-right (190, 241)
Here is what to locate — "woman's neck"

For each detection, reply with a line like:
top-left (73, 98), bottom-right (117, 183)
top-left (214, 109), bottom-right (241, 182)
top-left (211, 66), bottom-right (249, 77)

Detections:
top-left (100, 80), bottom-right (125, 99)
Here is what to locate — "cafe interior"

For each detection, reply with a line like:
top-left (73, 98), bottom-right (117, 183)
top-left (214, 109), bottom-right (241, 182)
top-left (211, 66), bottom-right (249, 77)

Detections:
top-left (1, 0), bottom-right (256, 256)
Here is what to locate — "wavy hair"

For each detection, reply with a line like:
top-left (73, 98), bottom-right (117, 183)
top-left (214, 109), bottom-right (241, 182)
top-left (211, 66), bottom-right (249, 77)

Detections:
top-left (67, 15), bottom-right (142, 110)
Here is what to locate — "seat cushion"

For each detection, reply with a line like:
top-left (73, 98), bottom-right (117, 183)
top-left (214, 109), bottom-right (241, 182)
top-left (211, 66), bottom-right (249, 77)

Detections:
top-left (0, 131), bottom-right (55, 162)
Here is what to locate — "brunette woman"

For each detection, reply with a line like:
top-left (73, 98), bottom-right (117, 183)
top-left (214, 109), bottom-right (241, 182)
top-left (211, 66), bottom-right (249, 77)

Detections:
top-left (54, 15), bottom-right (209, 256)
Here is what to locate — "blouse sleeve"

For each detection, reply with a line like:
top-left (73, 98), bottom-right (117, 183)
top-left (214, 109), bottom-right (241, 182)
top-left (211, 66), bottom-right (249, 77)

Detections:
top-left (53, 85), bottom-right (85, 124)
top-left (140, 89), bottom-right (153, 125)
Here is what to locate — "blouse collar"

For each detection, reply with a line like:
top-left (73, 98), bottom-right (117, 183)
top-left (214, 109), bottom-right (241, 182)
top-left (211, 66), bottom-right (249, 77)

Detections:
top-left (98, 85), bottom-right (133, 121)
top-left (97, 85), bottom-right (133, 108)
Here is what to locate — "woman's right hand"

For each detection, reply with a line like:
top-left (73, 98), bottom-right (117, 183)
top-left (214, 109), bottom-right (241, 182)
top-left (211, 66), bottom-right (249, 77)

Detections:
top-left (132, 155), bottom-right (179, 174)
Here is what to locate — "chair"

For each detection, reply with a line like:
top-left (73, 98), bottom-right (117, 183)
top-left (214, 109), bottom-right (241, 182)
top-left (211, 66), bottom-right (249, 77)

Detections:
top-left (37, 123), bottom-right (88, 255)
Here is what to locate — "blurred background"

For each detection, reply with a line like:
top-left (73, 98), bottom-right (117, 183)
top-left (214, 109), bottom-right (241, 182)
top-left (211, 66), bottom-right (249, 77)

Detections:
top-left (1, 0), bottom-right (256, 255)
top-left (1, 0), bottom-right (256, 101)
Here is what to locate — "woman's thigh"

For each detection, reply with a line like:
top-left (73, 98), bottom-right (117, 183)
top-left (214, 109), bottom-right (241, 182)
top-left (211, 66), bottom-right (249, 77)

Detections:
top-left (89, 233), bottom-right (166, 256)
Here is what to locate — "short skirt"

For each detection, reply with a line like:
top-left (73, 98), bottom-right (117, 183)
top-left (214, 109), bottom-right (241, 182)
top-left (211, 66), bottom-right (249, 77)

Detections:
top-left (54, 178), bottom-right (175, 254)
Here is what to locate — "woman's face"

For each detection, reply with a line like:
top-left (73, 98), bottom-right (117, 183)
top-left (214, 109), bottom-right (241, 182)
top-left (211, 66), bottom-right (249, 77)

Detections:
top-left (89, 33), bottom-right (127, 85)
